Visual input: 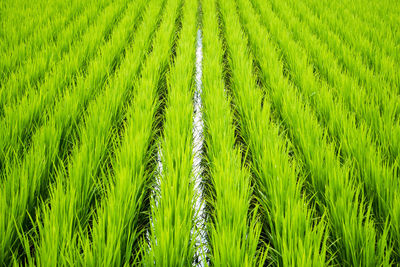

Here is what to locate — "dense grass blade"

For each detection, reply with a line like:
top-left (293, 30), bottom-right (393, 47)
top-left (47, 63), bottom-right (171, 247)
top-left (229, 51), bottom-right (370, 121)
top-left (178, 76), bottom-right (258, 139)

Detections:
top-left (145, 0), bottom-right (199, 265)
top-left (0, 0), bottom-right (110, 116)
top-left (0, 0), bottom-right (147, 264)
top-left (0, 0), bottom-right (397, 265)
top-left (24, 1), bottom-right (153, 264)
top-left (0, 0), bottom-right (86, 78)
top-left (76, 0), bottom-right (181, 264)
top-left (253, 0), bottom-right (400, 259)
top-left (218, 0), bottom-right (329, 265)
top-left (304, 0), bottom-right (400, 78)
top-left (200, 0), bottom-right (268, 265)
top-left (69, 0), bottom-right (165, 262)
top-left (265, 0), bottom-right (399, 163)
top-left (287, 0), bottom-right (400, 93)
top-left (0, 0), bottom-right (92, 87)
top-left (243, 0), bottom-right (391, 264)
top-left (0, 0), bottom-right (129, 178)
top-left (266, 0), bottom-right (400, 164)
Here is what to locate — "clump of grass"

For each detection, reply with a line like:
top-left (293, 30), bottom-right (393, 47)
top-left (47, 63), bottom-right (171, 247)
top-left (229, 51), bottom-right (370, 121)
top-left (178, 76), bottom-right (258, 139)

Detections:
top-left (0, 0), bottom-right (149, 264)
top-left (0, 0), bottom-right (144, 263)
top-left (217, 0), bottom-right (329, 265)
top-left (75, 0), bottom-right (181, 265)
top-left (0, 0), bottom-right (129, 176)
top-left (258, 0), bottom-right (400, 259)
top-left (301, 0), bottom-right (400, 92)
top-left (0, 0), bottom-right (110, 117)
top-left (245, 0), bottom-right (391, 264)
top-left (200, 0), bottom-right (267, 265)
top-left (0, 0), bottom-right (86, 83)
top-left (268, 0), bottom-right (400, 165)
top-left (144, 0), bottom-right (199, 265)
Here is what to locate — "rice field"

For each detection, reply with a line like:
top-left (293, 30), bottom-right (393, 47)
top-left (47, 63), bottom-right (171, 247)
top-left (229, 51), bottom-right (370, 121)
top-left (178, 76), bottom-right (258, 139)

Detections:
top-left (0, 0), bottom-right (399, 265)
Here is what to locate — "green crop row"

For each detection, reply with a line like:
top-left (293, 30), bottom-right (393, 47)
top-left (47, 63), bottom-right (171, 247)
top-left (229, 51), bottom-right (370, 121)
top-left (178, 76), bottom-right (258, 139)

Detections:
top-left (145, 0), bottom-right (198, 264)
top-left (201, 0), bottom-right (264, 265)
top-left (0, 0), bottom-right (129, 177)
top-left (77, 0), bottom-right (181, 264)
top-left (252, 0), bottom-right (400, 257)
top-left (219, 0), bottom-right (330, 264)
top-left (0, 0), bottom-right (109, 116)
top-left (0, 0), bottom-right (91, 86)
top-left (0, 0), bottom-right (398, 265)
top-left (295, 0), bottom-right (400, 92)
top-left (0, 0), bottom-right (147, 264)
top-left (0, 0), bottom-right (79, 56)
top-left (266, 0), bottom-right (400, 164)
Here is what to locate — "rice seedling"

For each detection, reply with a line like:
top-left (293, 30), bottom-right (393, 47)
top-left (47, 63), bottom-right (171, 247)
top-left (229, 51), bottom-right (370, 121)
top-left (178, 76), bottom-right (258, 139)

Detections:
top-left (265, 0), bottom-right (400, 165)
top-left (285, 0), bottom-right (398, 100)
top-left (0, 0), bottom-right (93, 87)
top-left (291, 0), bottom-right (400, 92)
top-left (254, 1), bottom-right (400, 258)
top-left (74, 0), bottom-right (180, 264)
top-left (242, 0), bottom-right (391, 264)
top-left (282, 1), bottom-right (400, 162)
top-left (0, 0), bottom-right (110, 116)
top-left (145, 0), bottom-right (199, 265)
top-left (218, 0), bottom-right (330, 265)
top-left (196, 0), bottom-right (266, 265)
top-left (261, 0), bottom-right (398, 215)
top-left (20, 1), bottom-right (153, 265)
top-left (0, 0), bottom-right (398, 264)
top-left (0, 0), bottom-right (129, 177)
top-left (306, 0), bottom-right (400, 73)
top-left (0, 0), bottom-right (147, 264)
top-left (0, 0), bottom-right (80, 58)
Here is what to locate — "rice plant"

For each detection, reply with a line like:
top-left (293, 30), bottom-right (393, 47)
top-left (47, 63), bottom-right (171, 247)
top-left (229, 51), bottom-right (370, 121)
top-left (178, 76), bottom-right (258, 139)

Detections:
top-left (201, 0), bottom-right (265, 265)
top-left (144, 0), bottom-right (199, 264)
top-left (0, 0), bottom-right (398, 265)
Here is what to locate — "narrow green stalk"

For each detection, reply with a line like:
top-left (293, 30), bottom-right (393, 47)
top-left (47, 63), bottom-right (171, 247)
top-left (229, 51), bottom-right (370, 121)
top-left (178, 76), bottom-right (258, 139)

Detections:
top-left (289, 0), bottom-right (400, 91)
top-left (244, 0), bottom-right (391, 264)
top-left (200, 0), bottom-right (267, 265)
top-left (145, 0), bottom-right (199, 265)
top-left (0, 0), bottom-right (84, 79)
top-left (0, 0), bottom-right (91, 87)
top-left (78, 0), bottom-right (180, 264)
top-left (265, 0), bottom-right (400, 165)
top-left (254, 0), bottom-right (400, 256)
top-left (218, 0), bottom-right (328, 265)
top-left (0, 0), bottom-right (130, 177)
top-left (0, 0), bottom-right (147, 264)
top-left (0, 0), bottom-right (110, 117)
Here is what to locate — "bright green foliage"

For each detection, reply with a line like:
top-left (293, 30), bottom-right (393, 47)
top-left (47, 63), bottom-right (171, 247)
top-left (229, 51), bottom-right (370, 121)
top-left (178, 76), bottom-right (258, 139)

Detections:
top-left (24, 0), bottom-right (152, 264)
top-left (304, 0), bottom-right (400, 89)
top-left (201, 0), bottom-right (265, 265)
top-left (80, 0), bottom-right (180, 264)
top-left (268, 0), bottom-right (400, 166)
top-left (252, 0), bottom-right (400, 257)
top-left (0, 0), bottom-right (398, 265)
top-left (0, 0), bottom-right (144, 264)
top-left (0, 0), bottom-right (109, 116)
top-left (144, 0), bottom-right (199, 265)
top-left (248, 0), bottom-right (392, 264)
top-left (218, 0), bottom-right (328, 265)
top-left (0, 0), bottom-right (130, 177)
top-left (0, 0), bottom-right (87, 81)
top-left (255, 0), bottom-right (400, 259)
